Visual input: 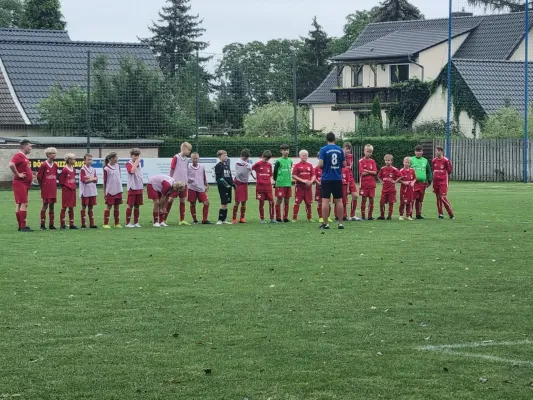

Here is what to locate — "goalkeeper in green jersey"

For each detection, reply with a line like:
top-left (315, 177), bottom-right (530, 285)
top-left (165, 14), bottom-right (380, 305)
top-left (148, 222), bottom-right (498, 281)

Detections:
top-left (410, 145), bottom-right (433, 219)
top-left (274, 144), bottom-right (293, 222)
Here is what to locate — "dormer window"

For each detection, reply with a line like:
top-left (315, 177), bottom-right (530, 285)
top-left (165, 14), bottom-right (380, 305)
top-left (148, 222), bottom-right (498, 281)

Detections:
top-left (390, 64), bottom-right (409, 84)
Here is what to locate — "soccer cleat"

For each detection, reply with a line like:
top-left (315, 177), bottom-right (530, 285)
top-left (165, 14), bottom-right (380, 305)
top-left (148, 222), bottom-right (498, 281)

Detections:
top-left (377, 216), bottom-right (385, 220)
top-left (319, 223), bottom-right (330, 230)
top-left (60, 225), bottom-right (67, 230)
top-left (90, 225), bottom-right (98, 229)
top-left (352, 216), bottom-right (362, 221)
top-left (69, 225), bottom-right (78, 230)
top-left (270, 219), bottom-right (278, 224)
top-left (386, 217), bottom-right (392, 220)
top-left (134, 223), bottom-right (141, 228)
top-left (334, 216), bottom-right (339, 221)
top-left (239, 218), bottom-right (247, 224)
top-left (292, 219), bottom-right (297, 223)
top-left (399, 216), bottom-right (405, 221)
top-left (318, 217), bottom-right (324, 223)
top-left (114, 224), bottom-right (123, 229)
top-left (153, 223), bottom-right (161, 228)
top-left (416, 215), bottom-right (424, 220)
top-left (368, 217), bottom-right (375, 221)
top-left (81, 225), bottom-right (87, 229)
top-left (338, 224), bottom-right (345, 230)
top-left (19, 227), bottom-right (32, 232)
top-left (232, 219), bottom-right (237, 224)
top-left (202, 220), bottom-right (213, 225)
top-left (450, 215), bottom-right (455, 220)
top-left (438, 215), bottom-right (444, 219)
top-left (179, 221), bottom-right (191, 226)
top-left (126, 223), bottom-right (135, 228)
top-left (276, 219), bottom-right (282, 223)
top-left (343, 217), bottom-right (349, 222)
top-left (160, 222), bottom-right (169, 227)
top-left (283, 219), bottom-right (290, 223)
top-left (216, 220), bottom-right (223, 225)
top-left (307, 219), bottom-right (315, 223)
top-left (223, 220), bottom-right (232, 224)
top-left (193, 220), bottom-right (199, 225)
top-left (328, 218), bottom-right (334, 223)
top-left (103, 225), bottom-right (112, 229)
top-left (260, 219), bottom-right (268, 224)
top-left (40, 225), bottom-right (47, 231)
top-left (407, 216), bottom-right (413, 221)
top-left (49, 226), bottom-right (57, 230)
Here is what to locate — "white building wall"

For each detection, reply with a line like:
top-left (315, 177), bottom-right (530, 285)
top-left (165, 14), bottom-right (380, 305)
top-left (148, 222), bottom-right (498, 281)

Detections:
top-left (509, 28), bottom-right (533, 61)
top-left (413, 85), bottom-right (480, 138)
top-left (309, 104), bottom-right (354, 133)
top-left (418, 32), bottom-right (471, 80)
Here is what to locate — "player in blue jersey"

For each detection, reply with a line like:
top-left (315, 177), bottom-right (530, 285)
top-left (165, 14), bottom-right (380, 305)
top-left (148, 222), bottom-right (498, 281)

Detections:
top-left (318, 132), bottom-right (346, 230)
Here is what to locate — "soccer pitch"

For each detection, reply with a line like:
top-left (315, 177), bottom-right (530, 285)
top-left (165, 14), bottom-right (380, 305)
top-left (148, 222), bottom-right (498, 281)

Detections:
top-left (0, 183), bottom-right (532, 400)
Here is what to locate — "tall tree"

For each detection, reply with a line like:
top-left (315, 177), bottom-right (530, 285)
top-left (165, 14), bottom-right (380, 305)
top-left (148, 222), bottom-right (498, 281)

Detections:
top-left (21, 0), bottom-right (66, 30)
top-left (466, 0), bottom-right (527, 11)
top-left (141, 0), bottom-right (209, 77)
top-left (328, 9), bottom-right (377, 55)
top-left (300, 17), bottom-right (332, 98)
top-left (0, 0), bottom-right (23, 28)
top-left (373, 0), bottom-right (424, 23)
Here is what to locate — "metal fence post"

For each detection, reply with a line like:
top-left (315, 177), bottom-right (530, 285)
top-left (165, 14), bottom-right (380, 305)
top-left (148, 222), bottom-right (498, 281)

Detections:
top-left (195, 49), bottom-right (200, 153)
top-left (292, 50), bottom-right (298, 154)
top-left (86, 50), bottom-right (91, 153)
top-left (524, 0), bottom-right (529, 183)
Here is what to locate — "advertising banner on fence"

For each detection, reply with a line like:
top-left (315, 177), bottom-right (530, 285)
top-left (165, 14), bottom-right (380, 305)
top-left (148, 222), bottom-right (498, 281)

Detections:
top-left (30, 157), bottom-right (319, 186)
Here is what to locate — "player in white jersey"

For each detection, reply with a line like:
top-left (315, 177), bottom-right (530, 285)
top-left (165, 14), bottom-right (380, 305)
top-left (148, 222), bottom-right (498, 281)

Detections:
top-left (232, 148), bottom-right (252, 223)
top-left (187, 152), bottom-right (212, 224)
top-left (168, 142), bottom-right (192, 225)
top-left (125, 148), bottom-right (144, 228)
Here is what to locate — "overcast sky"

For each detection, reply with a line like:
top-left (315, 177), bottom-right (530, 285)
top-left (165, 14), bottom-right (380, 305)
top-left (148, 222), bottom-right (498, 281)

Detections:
top-left (61, 0), bottom-right (485, 55)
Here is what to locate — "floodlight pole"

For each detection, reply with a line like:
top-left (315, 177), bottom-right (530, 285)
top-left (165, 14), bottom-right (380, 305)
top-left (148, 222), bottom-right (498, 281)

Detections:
top-left (524, 0), bottom-right (529, 183)
top-left (292, 49), bottom-right (299, 154)
top-left (86, 51), bottom-right (91, 153)
top-left (445, 0), bottom-right (453, 158)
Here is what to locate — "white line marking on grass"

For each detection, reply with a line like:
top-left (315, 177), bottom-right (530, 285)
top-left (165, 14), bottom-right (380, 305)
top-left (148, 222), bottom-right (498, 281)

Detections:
top-left (417, 340), bottom-right (533, 367)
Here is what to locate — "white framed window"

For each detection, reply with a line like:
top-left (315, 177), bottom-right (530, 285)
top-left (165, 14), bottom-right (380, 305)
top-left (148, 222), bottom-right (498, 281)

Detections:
top-left (351, 66), bottom-right (363, 87)
top-left (389, 64), bottom-right (409, 84)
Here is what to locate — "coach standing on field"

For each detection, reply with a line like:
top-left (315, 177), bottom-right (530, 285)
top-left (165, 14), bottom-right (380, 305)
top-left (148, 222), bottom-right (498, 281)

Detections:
top-left (318, 132), bottom-right (346, 230)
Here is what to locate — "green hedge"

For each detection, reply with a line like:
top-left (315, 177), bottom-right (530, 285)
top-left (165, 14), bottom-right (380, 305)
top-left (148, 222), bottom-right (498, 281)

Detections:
top-left (160, 136), bottom-right (424, 169)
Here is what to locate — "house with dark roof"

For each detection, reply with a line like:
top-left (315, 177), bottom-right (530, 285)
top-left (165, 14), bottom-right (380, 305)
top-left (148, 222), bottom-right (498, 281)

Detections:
top-left (0, 28), bottom-right (157, 135)
top-left (301, 11), bottom-right (532, 137)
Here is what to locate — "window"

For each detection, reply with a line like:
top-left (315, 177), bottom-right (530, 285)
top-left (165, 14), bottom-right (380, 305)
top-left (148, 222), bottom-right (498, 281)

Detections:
top-left (390, 64), bottom-right (409, 84)
top-left (351, 66), bottom-right (363, 87)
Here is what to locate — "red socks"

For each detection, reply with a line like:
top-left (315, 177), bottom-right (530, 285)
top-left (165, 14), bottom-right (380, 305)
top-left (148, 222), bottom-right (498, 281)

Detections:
top-left (40, 209), bottom-right (46, 225)
top-left (179, 202), bottom-right (185, 222)
top-left (81, 209), bottom-right (86, 226)
top-left (153, 212), bottom-right (159, 224)
top-left (293, 204), bottom-right (300, 220)
top-left (60, 209), bottom-right (66, 227)
top-left (114, 208), bottom-right (120, 225)
top-left (415, 200), bottom-right (422, 217)
top-left (104, 210), bottom-right (110, 226)
top-left (232, 204), bottom-right (239, 220)
top-left (126, 208), bottom-right (132, 224)
top-left (259, 201), bottom-right (265, 220)
top-left (275, 204), bottom-right (281, 220)
top-left (191, 204), bottom-right (197, 221)
top-left (283, 203), bottom-right (289, 220)
top-left (202, 204), bottom-right (209, 222)
top-left (19, 211), bottom-right (27, 229)
top-left (134, 208), bottom-right (139, 224)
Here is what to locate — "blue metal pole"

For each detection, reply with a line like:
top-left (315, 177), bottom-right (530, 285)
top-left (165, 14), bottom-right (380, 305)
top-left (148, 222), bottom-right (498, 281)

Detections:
top-left (445, 0), bottom-right (453, 158)
top-left (524, 1), bottom-right (529, 183)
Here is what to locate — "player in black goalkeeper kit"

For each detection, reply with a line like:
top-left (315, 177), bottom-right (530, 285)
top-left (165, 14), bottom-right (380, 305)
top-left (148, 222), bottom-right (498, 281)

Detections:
top-left (215, 150), bottom-right (234, 224)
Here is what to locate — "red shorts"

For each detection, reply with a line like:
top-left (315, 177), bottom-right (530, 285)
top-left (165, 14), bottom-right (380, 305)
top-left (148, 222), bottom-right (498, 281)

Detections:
top-left (359, 186), bottom-right (376, 198)
top-left (400, 189), bottom-right (414, 204)
top-left (380, 191), bottom-right (397, 204)
top-left (147, 184), bottom-right (161, 200)
top-left (61, 187), bottom-right (76, 208)
top-left (105, 193), bottom-right (123, 206)
top-left (188, 189), bottom-right (208, 203)
top-left (12, 182), bottom-right (29, 204)
top-left (275, 187), bottom-right (292, 199)
top-left (127, 191), bottom-right (144, 206)
top-left (414, 183), bottom-right (427, 201)
top-left (234, 181), bottom-right (248, 202)
top-left (348, 181), bottom-right (357, 194)
top-left (294, 185), bottom-right (313, 205)
top-left (170, 186), bottom-right (187, 199)
top-left (42, 197), bottom-right (57, 204)
top-left (433, 181), bottom-right (449, 197)
top-left (81, 196), bottom-right (97, 206)
top-left (256, 190), bottom-right (273, 202)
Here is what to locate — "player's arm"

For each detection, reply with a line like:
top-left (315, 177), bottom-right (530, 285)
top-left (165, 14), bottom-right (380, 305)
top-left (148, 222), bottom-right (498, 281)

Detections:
top-left (80, 169), bottom-right (86, 183)
top-left (309, 169), bottom-right (316, 185)
top-left (130, 159), bottom-right (140, 174)
top-left (169, 156), bottom-right (176, 178)
top-left (273, 160), bottom-right (280, 184)
top-left (377, 169), bottom-right (384, 184)
top-left (59, 168), bottom-right (66, 186)
top-left (426, 161), bottom-right (433, 184)
top-left (102, 169), bottom-right (107, 195)
top-left (203, 171), bottom-right (209, 192)
top-left (447, 159), bottom-right (453, 176)
top-left (9, 157), bottom-right (25, 179)
top-left (37, 164), bottom-right (45, 185)
top-left (292, 167), bottom-right (305, 184)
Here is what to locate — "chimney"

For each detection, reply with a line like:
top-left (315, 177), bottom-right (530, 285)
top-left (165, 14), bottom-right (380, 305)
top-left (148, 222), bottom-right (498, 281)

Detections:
top-left (451, 11), bottom-right (474, 18)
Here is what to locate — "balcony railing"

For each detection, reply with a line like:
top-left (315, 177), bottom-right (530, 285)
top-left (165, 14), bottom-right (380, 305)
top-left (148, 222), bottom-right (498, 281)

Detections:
top-left (331, 87), bottom-right (401, 106)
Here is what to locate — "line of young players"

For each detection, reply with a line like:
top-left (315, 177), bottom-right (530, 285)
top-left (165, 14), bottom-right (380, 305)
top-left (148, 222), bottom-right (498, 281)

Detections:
top-left (8, 139), bottom-right (454, 231)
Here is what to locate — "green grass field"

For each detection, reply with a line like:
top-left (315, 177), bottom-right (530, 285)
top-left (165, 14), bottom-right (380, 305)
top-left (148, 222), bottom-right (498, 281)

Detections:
top-left (1, 183), bottom-right (532, 400)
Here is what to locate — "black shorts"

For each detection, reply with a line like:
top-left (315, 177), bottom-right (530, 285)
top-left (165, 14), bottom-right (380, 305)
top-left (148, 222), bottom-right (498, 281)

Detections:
top-left (321, 180), bottom-right (343, 200)
top-left (218, 186), bottom-right (232, 205)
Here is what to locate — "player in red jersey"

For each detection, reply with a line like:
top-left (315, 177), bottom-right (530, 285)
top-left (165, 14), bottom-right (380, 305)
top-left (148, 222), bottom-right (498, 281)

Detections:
top-left (252, 150), bottom-right (275, 223)
top-left (432, 145), bottom-right (455, 219)
top-left (358, 144), bottom-right (378, 220)
top-left (37, 147), bottom-right (58, 230)
top-left (147, 175), bottom-right (185, 227)
top-left (399, 157), bottom-right (416, 221)
top-left (9, 139), bottom-right (33, 231)
top-left (168, 142), bottom-right (192, 225)
top-left (292, 150), bottom-right (315, 222)
top-left (339, 165), bottom-right (350, 221)
top-left (59, 153), bottom-right (78, 229)
top-left (377, 154), bottom-right (402, 220)
top-left (125, 148), bottom-right (144, 228)
top-left (314, 158), bottom-right (323, 222)
top-left (343, 142), bottom-right (360, 221)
